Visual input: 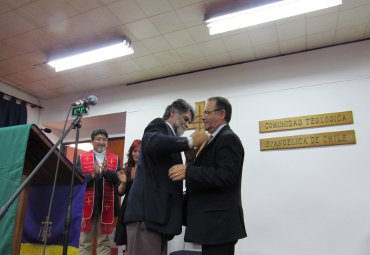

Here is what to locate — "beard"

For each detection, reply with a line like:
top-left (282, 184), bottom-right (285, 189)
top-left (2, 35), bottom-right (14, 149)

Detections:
top-left (95, 144), bottom-right (106, 153)
top-left (173, 123), bottom-right (186, 136)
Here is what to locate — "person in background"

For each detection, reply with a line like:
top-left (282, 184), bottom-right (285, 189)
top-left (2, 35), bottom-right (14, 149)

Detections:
top-left (124, 99), bottom-right (209, 255)
top-left (115, 139), bottom-right (142, 255)
top-left (169, 96), bottom-right (247, 255)
top-left (78, 128), bottom-right (121, 255)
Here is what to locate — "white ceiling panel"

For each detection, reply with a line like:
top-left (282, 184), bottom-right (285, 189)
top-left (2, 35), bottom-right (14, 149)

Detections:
top-left (164, 29), bottom-right (194, 48)
top-left (197, 39), bottom-right (227, 56)
top-left (136, 0), bottom-right (172, 16)
top-left (279, 37), bottom-right (306, 54)
top-left (306, 31), bottom-right (335, 49)
top-left (253, 42), bottom-right (280, 59)
top-left (107, 0), bottom-right (146, 24)
top-left (337, 5), bottom-right (370, 28)
top-left (0, 0), bottom-right (369, 99)
top-left (176, 3), bottom-right (205, 27)
top-left (249, 26), bottom-right (278, 45)
top-left (126, 18), bottom-right (160, 40)
top-left (277, 19), bottom-right (306, 41)
top-left (150, 11), bottom-right (185, 34)
top-left (141, 35), bottom-right (172, 53)
top-left (306, 13), bottom-right (338, 35)
top-left (175, 45), bottom-right (203, 60)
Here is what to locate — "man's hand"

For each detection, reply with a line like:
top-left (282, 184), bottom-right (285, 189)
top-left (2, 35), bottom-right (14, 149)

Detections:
top-left (101, 159), bottom-right (108, 174)
top-left (191, 130), bottom-right (210, 147)
top-left (92, 160), bottom-right (100, 178)
top-left (169, 164), bottom-right (186, 181)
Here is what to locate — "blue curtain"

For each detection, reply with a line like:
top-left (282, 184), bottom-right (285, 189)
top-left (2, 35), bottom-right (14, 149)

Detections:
top-left (0, 92), bottom-right (27, 127)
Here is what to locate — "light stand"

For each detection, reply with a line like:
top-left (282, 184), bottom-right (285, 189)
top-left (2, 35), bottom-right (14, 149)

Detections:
top-left (62, 115), bottom-right (82, 255)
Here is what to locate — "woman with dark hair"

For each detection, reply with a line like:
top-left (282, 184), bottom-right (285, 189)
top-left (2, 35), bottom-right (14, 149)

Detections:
top-left (115, 139), bottom-right (141, 255)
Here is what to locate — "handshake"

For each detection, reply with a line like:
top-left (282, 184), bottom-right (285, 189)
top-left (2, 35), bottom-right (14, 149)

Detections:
top-left (190, 130), bottom-right (210, 148)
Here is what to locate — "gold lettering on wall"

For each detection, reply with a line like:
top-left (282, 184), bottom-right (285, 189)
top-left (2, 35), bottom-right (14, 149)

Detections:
top-left (259, 111), bottom-right (353, 133)
top-left (260, 130), bottom-right (356, 151)
top-left (188, 101), bottom-right (205, 131)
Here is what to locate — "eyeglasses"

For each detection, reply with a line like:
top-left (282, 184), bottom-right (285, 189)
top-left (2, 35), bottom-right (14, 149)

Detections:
top-left (202, 108), bottom-right (223, 117)
top-left (94, 137), bottom-right (108, 142)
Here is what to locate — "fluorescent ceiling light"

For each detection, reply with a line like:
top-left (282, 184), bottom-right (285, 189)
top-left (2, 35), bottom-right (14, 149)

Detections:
top-left (206, 0), bottom-right (342, 35)
top-left (48, 39), bottom-right (134, 72)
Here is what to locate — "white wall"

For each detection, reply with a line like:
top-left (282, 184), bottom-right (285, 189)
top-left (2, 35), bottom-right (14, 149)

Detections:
top-left (41, 40), bottom-right (370, 255)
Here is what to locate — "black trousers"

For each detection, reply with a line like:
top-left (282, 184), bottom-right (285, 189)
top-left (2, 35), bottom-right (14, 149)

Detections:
top-left (202, 241), bottom-right (237, 255)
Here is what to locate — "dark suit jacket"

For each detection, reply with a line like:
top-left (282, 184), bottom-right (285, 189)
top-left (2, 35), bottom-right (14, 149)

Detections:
top-left (184, 125), bottom-right (247, 245)
top-left (124, 118), bottom-right (190, 236)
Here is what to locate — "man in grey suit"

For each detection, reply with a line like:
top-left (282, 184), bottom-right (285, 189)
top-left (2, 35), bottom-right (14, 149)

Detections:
top-left (124, 99), bottom-right (209, 255)
top-left (169, 96), bottom-right (247, 255)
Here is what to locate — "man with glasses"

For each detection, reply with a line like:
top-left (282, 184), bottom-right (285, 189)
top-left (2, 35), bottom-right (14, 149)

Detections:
top-left (78, 128), bottom-right (121, 255)
top-left (124, 99), bottom-right (209, 255)
top-left (169, 97), bottom-right (247, 255)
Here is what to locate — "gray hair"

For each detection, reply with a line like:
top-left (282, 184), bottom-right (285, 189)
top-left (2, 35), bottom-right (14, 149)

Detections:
top-left (162, 99), bottom-right (195, 121)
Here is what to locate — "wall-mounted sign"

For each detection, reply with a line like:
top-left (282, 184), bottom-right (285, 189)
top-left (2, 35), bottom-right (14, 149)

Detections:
top-left (260, 130), bottom-right (356, 151)
top-left (189, 101), bottom-right (205, 131)
top-left (259, 111), bottom-right (353, 133)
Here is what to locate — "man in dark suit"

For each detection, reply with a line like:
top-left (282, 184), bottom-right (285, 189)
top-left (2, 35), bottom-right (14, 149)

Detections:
top-left (124, 99), bottom-right (209, 255)
top-left (169, 96), bottom-right (247, 255)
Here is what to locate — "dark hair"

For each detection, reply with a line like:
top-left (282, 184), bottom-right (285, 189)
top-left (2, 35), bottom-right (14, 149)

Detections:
top-left (208, 96), bottom-right (232, 123)
top-left (162, 99), bottom-right (195, 121)
top-left (91, 128), bottom-right (108, 140)
top-left (125, 139), bottom-right (141, 169)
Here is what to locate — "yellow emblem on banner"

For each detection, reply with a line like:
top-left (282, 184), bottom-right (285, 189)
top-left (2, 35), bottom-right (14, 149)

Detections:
top-left (39, 217), bottom-right (52, 242)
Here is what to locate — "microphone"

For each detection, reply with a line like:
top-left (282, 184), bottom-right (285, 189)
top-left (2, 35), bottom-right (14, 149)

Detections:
top-left (41, 127), bottom-right (52, 133)
top-left (72, 95), bottom-right (98, 107)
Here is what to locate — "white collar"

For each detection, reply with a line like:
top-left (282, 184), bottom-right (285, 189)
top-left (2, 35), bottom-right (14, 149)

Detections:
top-left (94, 150), bottom-right (106, 166)
top-left (165, 120), bottom-right (176, 135)
top-left (210, 123), bottom-right (227, 139)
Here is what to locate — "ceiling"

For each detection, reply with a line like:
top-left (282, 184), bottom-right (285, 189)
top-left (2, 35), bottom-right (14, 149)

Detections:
top-left (1, 0), bottom-right (370, 100)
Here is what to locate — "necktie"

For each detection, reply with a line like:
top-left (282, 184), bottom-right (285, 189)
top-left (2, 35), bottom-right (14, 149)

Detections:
top-left (196, 135), bottom-right (213, 157)
top-left (207, 135), bottom-right (213, 144)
